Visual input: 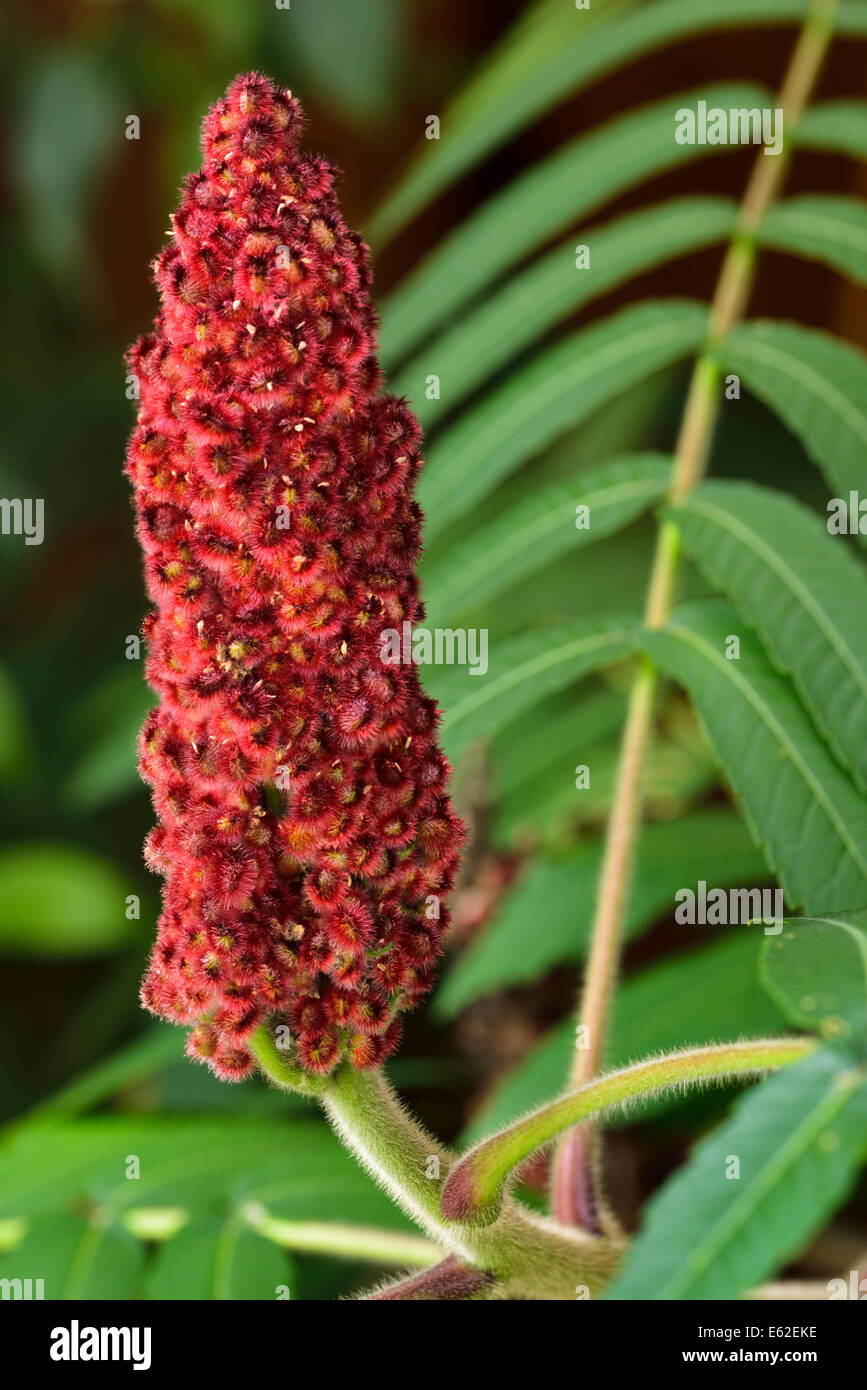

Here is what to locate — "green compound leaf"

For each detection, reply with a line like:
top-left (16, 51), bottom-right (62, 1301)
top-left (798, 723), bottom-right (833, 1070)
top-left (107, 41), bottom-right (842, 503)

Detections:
top-left (606, 1046), bottom-right (867, 1300)
top-left (370, 0), bottom-right (867, 247)
top-left (368, 0), bottom-right (637, 244)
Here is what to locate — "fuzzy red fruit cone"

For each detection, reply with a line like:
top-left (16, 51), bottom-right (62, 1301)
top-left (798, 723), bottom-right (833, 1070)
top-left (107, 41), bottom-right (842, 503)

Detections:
top-left (126, 73), bottom-right (463, 1081)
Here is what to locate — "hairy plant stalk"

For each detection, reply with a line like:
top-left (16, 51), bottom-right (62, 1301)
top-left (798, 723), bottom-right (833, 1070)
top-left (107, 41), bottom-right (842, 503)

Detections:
top-left (362, 1255), bottom-right (496, 1301)
top-left (448, 1039), bottom-right (813, 1225)
top-left (552, 0), bottom-right (840, 1227)
top-left (252, 1024), bottom-right (622, 1299)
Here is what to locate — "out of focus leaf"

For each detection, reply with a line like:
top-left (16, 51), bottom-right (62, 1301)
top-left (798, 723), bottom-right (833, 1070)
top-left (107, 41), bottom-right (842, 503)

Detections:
top-left (143, 1216), bottom-right (295, 1300)
top-left (0, 1117), bottom-right (415, 1238)
top-left (423, 454), bottom-right (670, 618)
top-left (761, 911), bottom-right (867, 1037)
top-left (276, 0), bottom-right (405, 123)
top-left (421, 300), bottom-right (706, 539)
top-left (429, 616), bottom-right (636, 759)
top-left (0, 663), bottom-right (32, 782)
top-left (492, 688), bottom-right (628, 800)
top-left (794, 100), bottom-right (867, 158)
top-left (436, 811), bottom-right (769, 1016)
top-left (31, 1027), bottom-right (186, 1120)
top-left (371, 0), bottom-right (867, 246)
top-left (380, 88), bottom-right (759, 363)
top-left (758, 195), bottom-right (867, 286)
top-left (396, 199), bottom-right (736, 429)
top-left (13, 51), bottom-right (119, 282)
top-left (492, 726), bottom-right (716, 848)
top-left (64, 667), bottom-right (153, 809)
top-left (0, 843), bottom-right (134, 957)
top-left (0, 1212), bottom-right (145, 1301)
top-left (368, 0), bottom-right (637, 243)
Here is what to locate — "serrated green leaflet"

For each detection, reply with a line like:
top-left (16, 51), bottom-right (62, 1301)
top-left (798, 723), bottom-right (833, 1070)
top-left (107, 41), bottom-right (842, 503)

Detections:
top-left (370, 0), bottom-right (867, 246)
top-left (421, 300), bottom-right (706, 540)
top-left (671, 481), bottom-right (867, 789)
top-left (644, 600), bottom-right (867, 913)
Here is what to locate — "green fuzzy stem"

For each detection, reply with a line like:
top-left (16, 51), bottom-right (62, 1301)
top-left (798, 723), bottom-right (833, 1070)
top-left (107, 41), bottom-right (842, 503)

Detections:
top-left (446, 1039), bottom-right (814, 1225)
top-left (248, 1020), bottom-right (331, 1097)
top-left (251, 1024), bottom-right (622, 1299)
